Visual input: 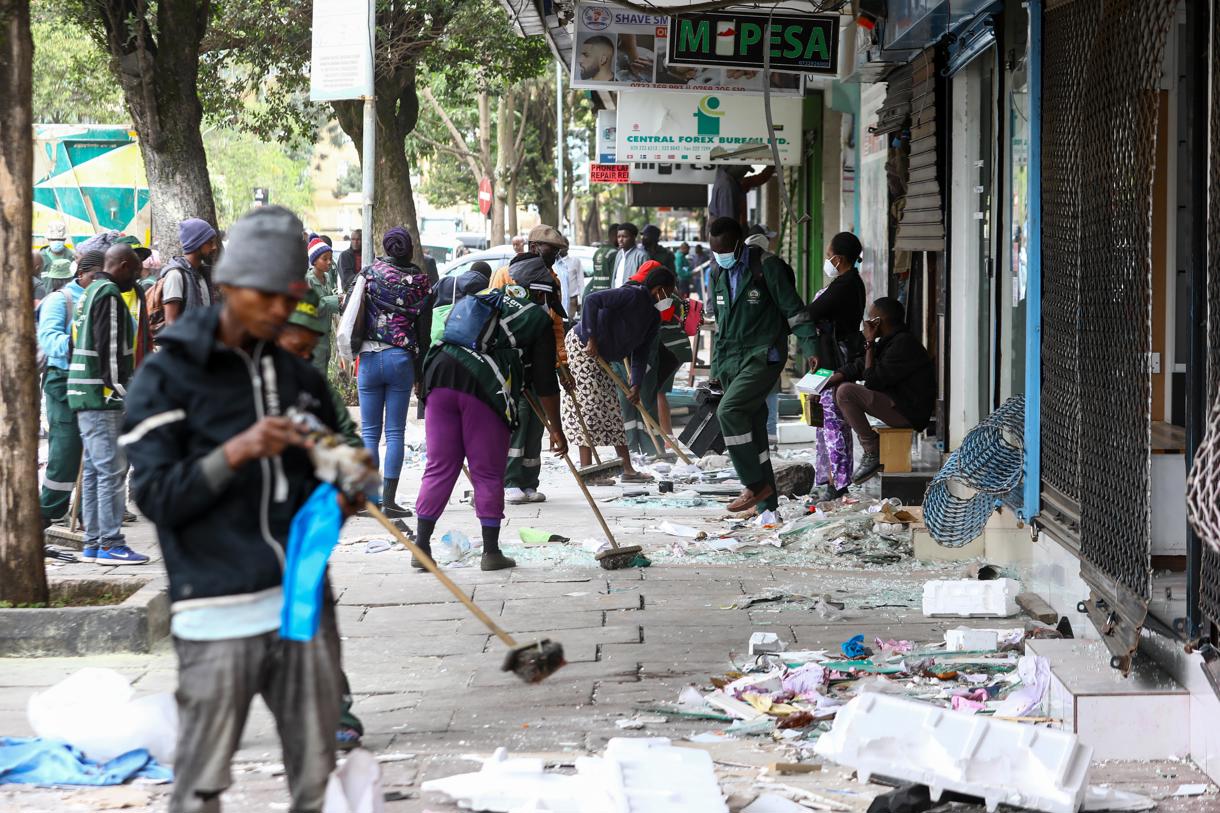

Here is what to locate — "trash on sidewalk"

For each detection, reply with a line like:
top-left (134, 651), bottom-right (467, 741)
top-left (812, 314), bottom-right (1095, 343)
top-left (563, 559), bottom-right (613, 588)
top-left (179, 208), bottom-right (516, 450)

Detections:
top-left (434, 529), bottom-right (476, 564)
top-left (656, 521), bottom-right (707, 539)
top-left (517, 527), bottom-right (571, 546)
top-left (362, 538), bottom-right (392, 554)
top-left (749, 632), bottom-right (786, 656)
top-left (27, 668), bottom-right (177, 765)
top-left (0, 736), bottom-right (173, 786)
top-left (420, 737), bottom-right (728, 812)
top-left (1082, 786), bottom-right (1157, 811)
top-left (815, 693), bottom-right (1091, 813)
top-left (922, 578), bottom-right (1021, 617)
top-left (323, 748), bottom-right (383, 813)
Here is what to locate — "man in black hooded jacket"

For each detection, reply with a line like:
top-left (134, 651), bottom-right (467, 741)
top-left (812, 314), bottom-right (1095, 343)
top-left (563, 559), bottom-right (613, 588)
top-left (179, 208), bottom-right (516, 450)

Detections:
top-left (122, 206), bottom-right (356, 813)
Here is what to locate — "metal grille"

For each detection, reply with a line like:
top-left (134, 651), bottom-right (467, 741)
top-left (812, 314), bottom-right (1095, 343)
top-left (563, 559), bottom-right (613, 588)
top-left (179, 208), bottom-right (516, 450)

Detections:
top-left (1041, 0), bottom-right (1175, 602)
top-left (1039, 0), bottom-right (1097, 509)
top-left (1200, 1), bottom-right (1220, 630)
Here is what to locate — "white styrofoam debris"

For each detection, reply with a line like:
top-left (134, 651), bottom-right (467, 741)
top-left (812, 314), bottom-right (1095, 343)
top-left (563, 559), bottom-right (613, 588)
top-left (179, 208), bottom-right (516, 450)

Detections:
top-left (705, 690), bottom-right (766, 721)
top-left (777, 423), bottom-right (818, 444)
top-left (419, 738), bottom-right (727, 813)
top-left (922, 578), bottom-right (1021, 617)
top-left (1082, 786), bottom-right (1156, 811)
top-left (814, 694), bottom-right (1091, 813)
top-left (944, 627), bottom-right (999, 652)
top-left (749, 632), bottom-right (786, 656)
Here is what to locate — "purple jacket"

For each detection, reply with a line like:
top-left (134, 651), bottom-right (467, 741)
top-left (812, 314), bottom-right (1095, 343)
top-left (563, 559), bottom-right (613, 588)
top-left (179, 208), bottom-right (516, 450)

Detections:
top-left (363, 258), bottom-right (431, 354)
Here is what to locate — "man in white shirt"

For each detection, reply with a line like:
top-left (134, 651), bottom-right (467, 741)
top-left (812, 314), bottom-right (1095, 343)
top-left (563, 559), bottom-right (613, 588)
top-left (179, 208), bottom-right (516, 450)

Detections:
top-left (611, 222), bottom-right (648, 289)
top-left (555, 247), bottom-right (583, 315)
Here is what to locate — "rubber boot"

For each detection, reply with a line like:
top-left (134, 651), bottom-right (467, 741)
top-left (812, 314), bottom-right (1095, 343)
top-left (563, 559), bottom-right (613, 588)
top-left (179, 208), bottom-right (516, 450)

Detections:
top-left (412, 518), bottom-right (435, 570)
top-left (480, 525), bottom-right (516, 571)
top-left (381, 477), bottom-right (413, 518)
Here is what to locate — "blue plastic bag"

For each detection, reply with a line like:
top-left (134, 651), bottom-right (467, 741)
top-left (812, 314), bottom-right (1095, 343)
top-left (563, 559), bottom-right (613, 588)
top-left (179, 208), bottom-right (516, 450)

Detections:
top-left (280, 483), bottom-right (342, 641)
top-left (840, 634), bottom-right (868, 660)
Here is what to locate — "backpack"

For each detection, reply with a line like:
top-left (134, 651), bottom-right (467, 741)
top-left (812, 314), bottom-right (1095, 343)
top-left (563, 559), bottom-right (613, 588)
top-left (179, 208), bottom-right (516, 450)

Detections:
top-left (144, 273), bottom-right (169, 336)
top-left (441, 288), bottom-right (504, 353)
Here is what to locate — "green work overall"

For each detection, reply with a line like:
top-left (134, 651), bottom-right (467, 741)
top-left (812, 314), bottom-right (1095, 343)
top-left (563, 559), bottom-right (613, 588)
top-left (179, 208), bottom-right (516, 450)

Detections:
top-left (41, 368), bottom-right (82, 521)
top-left (710, 248), bottom-right (817, 510)
top-left (614, 332), bottom-right (662, 456)
top-left (506, 392), bottom-right (544, 490)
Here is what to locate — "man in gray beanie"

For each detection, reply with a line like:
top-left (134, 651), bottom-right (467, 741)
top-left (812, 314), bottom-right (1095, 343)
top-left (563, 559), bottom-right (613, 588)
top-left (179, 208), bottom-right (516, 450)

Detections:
top-left (122, 205), bottom-right (359, 813)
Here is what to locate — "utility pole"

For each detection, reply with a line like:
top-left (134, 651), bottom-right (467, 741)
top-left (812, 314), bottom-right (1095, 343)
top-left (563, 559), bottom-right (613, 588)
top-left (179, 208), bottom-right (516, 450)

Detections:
top-left (555, 60), bottom-right (564, 231)
top-left (361, 93), bottom-right (375, 268)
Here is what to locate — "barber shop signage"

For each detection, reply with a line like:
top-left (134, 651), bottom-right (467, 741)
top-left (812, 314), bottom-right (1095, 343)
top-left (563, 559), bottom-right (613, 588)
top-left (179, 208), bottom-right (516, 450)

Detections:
top-left (570, 2), bottom-right (804, 95)
top-left (616, 91), bottom-right (803, 165)
top-left (667, 11), bottom-right (839, 75)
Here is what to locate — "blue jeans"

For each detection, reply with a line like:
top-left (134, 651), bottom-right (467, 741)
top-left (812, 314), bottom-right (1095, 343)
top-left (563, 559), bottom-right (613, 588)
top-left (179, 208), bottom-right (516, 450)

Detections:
top-left (78, 409), bottom-right (127, 547)
top-left (357, 347), bottom-right (413, 479)
top-left (766, 391), bottom-right (780, 437)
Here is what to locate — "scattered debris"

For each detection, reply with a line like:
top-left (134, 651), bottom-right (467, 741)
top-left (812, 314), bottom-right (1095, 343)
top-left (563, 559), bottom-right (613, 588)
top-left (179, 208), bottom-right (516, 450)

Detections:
top-left (518, 528), bottom-right (570, 546)
top-left (420, 738), bottom-right (729, 812)
top-left (1017, 592), bottom-right (1061, 625)
top-left (815, 694), bottom-right (1091, 813)
top-left (323, 748), bottom-right (382, 813)
top-left (749, 632), bottom-right (786, 656)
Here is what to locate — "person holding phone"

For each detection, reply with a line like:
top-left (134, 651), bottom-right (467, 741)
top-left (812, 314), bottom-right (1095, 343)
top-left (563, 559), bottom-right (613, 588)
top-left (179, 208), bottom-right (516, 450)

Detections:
top-left (825, 297), bottom-right (936, 483)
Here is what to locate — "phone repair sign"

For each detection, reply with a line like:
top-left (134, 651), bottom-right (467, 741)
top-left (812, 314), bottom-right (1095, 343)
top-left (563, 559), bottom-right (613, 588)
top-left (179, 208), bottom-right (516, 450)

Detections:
top-left (667, 11), bottom-right (838, 75)
top-left (616, 91), bottom-right (803, 165)
top-left (590, 163), bottom-right (632, 184)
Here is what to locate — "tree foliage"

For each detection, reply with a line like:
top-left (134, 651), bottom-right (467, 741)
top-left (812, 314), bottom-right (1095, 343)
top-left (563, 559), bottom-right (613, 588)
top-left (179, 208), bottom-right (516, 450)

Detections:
top-left (204, 128), bottom-right (314, 230)
top-left (30, 3), bottom-right (125, 124)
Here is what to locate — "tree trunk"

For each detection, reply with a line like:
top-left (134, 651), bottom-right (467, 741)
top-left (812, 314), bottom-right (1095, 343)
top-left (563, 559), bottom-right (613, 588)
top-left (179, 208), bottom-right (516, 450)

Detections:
top-left (493, 91), bottom-right (512, 243)
top-left (334, 63), bottom-right (425, 267)
top-left (97, 0), bottom-right (217, 255)
top-left (477, 90), bottom-right (498, 243)
top-left (0, 0), bottom-right (49, 605)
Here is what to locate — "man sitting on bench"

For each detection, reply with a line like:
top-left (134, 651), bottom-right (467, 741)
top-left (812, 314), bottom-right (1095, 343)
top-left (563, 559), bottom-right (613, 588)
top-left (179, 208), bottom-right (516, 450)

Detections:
top-left (825, 297), bottom-right (935, 484)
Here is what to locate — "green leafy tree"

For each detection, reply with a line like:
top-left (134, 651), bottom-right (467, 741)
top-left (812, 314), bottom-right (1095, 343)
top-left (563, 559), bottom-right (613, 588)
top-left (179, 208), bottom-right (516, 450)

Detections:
top-left (30, 5), bottom-right (124, 124)
top-left (204, 128), bottom-right (314, 230)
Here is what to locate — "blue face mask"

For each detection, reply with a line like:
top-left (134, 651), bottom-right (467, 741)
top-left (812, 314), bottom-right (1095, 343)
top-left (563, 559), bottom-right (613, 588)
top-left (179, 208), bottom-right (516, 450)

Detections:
top-left (713, 249), bottom-right (738, 269)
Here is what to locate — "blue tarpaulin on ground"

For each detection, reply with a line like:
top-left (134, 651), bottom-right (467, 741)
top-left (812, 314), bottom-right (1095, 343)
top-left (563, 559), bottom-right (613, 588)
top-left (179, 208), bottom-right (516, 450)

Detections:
top-left (0, 737), bottom-right (172, 785)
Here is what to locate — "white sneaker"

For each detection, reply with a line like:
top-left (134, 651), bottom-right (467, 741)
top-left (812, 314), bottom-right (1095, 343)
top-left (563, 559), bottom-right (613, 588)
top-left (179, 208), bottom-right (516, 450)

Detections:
top-left (525, 489), bottom-right (547, 503)
top-left (505, 487), bottom-right (530, 505)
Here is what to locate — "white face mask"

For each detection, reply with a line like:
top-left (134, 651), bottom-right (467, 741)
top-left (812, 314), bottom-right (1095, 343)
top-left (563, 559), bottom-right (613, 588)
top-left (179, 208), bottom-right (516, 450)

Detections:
top-left (654, 297), bottom-right (673, 312)
top-left (823, 258), bottom-right (840, 280)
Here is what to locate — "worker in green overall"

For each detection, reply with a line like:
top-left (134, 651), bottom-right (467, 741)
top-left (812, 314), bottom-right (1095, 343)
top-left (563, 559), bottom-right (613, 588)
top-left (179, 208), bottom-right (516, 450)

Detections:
top-left (706, 216), bottom-right (817, 520)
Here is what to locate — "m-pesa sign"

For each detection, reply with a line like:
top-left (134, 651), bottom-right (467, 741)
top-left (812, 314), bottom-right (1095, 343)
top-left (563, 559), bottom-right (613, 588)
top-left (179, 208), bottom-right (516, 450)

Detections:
top-left (667, 11), bottom-right (838, 75)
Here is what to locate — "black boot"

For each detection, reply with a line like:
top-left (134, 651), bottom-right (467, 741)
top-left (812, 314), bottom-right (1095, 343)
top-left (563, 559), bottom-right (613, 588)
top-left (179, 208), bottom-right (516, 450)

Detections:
top-left (480, 525), bottom-right (516, 571)
top-left (412, 518), bottom-right (436, 570)
top-left (381, 477), bottom-right (412, 518)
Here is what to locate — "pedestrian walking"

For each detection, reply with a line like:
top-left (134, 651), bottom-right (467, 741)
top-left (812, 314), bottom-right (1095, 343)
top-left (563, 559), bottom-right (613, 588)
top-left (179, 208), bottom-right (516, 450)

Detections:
top-left (357, 227), bottom-right (431, 518)
top-left (37, 251), bottom-right (101, 527)
top-left (306, 236), bottom-right (339, 375)
top-left (122, 206), bottom-right (359, 813)
top-left (68, 244), bottom-right (147, 564)
top-left (414, 256), bottom-right (567, 572)
top-left (705, 216), bottom-right (818, 519)
top-left (338, 228), bottom-right (362, 294)
top-left (806, 232), bottom-right (867, 498)
top-left (609, 223), bottom-right (648, 289)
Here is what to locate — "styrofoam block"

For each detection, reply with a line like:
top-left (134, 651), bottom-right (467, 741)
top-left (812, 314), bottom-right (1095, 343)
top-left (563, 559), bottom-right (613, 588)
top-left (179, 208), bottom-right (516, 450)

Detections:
top-left (419, 738), bottom-right (727, 813)
top-left (814, 694), bottom-right (1092, 813)
top-left (749, 631), bottom-right (785, 655)
top-left (945, 627), bottom-right (999, 652)
top-left (923, 578), bottom-right (1021, 617)
top-left (777, 422), bottom-right (818, 444)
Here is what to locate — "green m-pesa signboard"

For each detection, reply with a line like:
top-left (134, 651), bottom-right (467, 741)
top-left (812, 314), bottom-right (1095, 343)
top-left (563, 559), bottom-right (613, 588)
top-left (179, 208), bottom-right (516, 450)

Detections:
top-left (667, 12), bottom-right (839, 75)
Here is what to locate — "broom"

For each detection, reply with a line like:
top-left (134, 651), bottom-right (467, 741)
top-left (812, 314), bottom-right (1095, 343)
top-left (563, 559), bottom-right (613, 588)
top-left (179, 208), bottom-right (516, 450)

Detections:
top-left (522, 392), bottom-right (643, 570)
top-left (597, 359), bottom-right (693, 464)
top-left (561, 364), bottom-right (624, 483)
top-left (44, 461), bottom-right (85, 547)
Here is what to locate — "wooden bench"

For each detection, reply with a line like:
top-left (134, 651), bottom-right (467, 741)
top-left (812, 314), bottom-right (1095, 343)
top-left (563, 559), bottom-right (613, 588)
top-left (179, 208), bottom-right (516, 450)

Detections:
top-left (877, 426), bottom-right (914, 473)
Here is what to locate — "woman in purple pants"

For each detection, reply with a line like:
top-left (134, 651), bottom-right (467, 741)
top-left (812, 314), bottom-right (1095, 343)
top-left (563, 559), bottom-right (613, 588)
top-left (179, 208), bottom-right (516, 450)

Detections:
top-left (413, 257), bottom-right (568, 571)
top-left (806, 232), bottom-right (867, 499)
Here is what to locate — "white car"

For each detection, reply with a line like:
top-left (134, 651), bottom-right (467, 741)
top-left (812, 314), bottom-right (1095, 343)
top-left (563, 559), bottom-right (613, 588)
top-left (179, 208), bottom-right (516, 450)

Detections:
top-left (439, 245), bottom-right (517, 278)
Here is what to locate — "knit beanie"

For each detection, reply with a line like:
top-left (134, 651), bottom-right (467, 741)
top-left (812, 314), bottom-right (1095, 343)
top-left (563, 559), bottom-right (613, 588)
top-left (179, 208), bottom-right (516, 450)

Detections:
top-left (179, 218), bottom-right (217, 254)
top-left (382, 226), bottom-right (413, 259)
top-left (213, 206), bottom-right (309, 297)
top-left (307, 237), bottom-right (332, 266)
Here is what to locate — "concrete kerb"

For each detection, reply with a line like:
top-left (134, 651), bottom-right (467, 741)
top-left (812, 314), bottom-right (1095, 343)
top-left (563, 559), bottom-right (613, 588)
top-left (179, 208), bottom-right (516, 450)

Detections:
top-left (0, 577), bottom-right (169, 657)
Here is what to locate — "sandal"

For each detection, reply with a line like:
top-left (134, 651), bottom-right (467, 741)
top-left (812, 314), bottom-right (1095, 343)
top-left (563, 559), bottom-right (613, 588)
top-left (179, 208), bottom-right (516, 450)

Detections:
top-left (620, 471), bottom-right (655, 483)
top-left (586, 476), bottom-right (617, 488)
